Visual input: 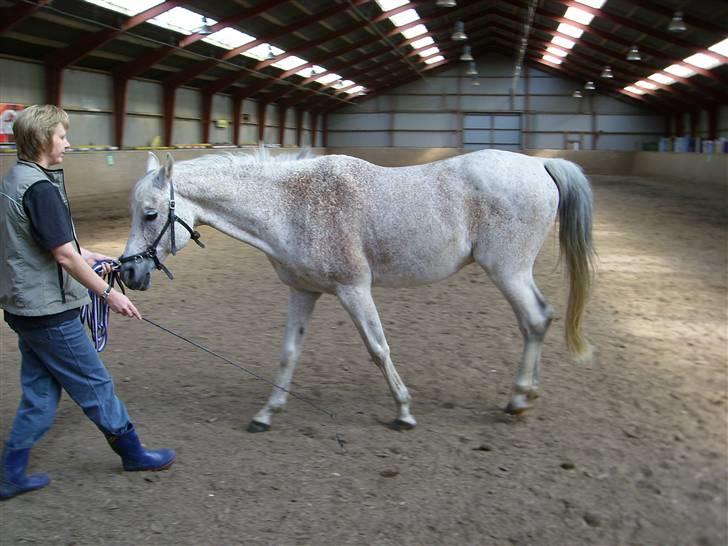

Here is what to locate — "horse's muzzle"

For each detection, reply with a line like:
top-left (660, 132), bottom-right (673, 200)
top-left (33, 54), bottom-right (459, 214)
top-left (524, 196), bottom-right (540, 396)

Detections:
top-left (119, 260), bottom-right (153, 291)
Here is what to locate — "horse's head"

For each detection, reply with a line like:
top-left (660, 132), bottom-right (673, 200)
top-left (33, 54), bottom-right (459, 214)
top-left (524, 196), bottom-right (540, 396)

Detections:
top-left (120, 152), bottom-right (201, 290)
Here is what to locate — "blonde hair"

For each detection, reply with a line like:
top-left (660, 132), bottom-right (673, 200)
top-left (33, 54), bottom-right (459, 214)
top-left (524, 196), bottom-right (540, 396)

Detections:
top-left (13, 104), bottom-right (70, 162)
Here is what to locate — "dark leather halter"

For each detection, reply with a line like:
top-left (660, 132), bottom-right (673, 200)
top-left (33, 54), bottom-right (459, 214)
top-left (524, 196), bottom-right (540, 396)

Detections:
top-left (119, 176), bottom-right (204, 280)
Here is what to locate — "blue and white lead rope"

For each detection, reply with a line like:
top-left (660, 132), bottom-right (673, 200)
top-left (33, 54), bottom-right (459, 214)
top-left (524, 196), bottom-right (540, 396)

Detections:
top-left (80, 259), bottom-right (122, 352)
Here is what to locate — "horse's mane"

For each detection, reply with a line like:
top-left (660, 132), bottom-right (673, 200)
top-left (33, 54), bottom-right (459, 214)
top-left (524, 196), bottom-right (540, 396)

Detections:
top-left (133, 146), bottom-right (315, 203)
top-left (182, 146), bottom-right (313, 171)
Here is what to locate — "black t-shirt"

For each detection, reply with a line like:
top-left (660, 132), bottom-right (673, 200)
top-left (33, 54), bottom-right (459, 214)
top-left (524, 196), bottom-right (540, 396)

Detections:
top-left (3, 180), bottom-right (80, 330)
top-left (23, 180), bottom-right (76, 250)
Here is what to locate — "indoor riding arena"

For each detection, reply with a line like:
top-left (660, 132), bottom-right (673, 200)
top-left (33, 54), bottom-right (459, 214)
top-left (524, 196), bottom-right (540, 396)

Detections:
top-left (1, 1), bottom-right (726, 545)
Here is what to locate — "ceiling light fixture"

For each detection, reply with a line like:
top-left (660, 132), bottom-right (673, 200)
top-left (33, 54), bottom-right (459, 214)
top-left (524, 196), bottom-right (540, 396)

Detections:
top-left (266, 45), bottom-right (276, 60)
top-left (452, 21), bottom-right (467, 41)
top-left (471, 77), bottom-right (480, 86)
top-left (600, 65), bottom-right (613, 78)
top-left (196, 16), bottom-right (213, 36)
top-left (572, 90), bottom-right (583, 98)
top-left (460, 45), bottom-right (474, 61)
top-left (436, 0), bottom-right (457, 7)
top-left (626, 45), bottom-right (641, 61)
top-left (466, 61), bottom-right (478, 75)
top-left (584, 80), bottom-right (596, 90)
top-left (668, 10), bottom-right (686, 32)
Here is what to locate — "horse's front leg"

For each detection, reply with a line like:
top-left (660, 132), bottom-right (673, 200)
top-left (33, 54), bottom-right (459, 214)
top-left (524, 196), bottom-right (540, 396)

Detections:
top-left (248, 288), bottom-right (320, 432)
top-left (336, 284), bottom-right (416, 430)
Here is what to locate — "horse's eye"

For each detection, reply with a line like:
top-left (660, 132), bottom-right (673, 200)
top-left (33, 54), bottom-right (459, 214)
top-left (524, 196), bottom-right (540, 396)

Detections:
top-left (144, 210), bottom-right (159, 221)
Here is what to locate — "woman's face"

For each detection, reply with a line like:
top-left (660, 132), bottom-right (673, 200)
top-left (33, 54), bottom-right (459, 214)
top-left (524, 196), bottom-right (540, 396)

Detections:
top-left (39, 123), bottom-right (70, 167)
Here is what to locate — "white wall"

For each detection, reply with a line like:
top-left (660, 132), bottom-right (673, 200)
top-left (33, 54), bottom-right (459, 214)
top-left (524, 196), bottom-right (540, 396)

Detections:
top-left (0, 57), bottom-right (318, 148)
top-left (326, 53), bottom-right (682, 151)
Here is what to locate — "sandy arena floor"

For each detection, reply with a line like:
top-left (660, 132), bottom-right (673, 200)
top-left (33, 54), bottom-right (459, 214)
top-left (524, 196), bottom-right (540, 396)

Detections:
top-left (1, 172), bottom-right (726, 545)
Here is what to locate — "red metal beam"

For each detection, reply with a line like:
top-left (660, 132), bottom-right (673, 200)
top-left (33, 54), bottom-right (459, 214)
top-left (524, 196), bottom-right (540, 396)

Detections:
top-left (559, 0), bottom-right (728, 64)
top-left (201, 93), bottom-right (213, 144)
top-left (535, 1), bottom-right (726, 83)
top-left (46, 1), bottom-right (180, 68)
top-left (114, 1), bottom-right (286, 82)
top-left (490, 9), bottom-right (727, 103)
top-left (201, 0), bottom-right (378, 97)
top-left (295, 108), bottom-right (303, 147)
top-left (278, 104), bottom-right (286, 146)
top-left (257, 101), bottom-right (267, 143)
top-left (488, 27), bottom-right (701, 107)
top-left (0, 0), bottom-right (50, 35)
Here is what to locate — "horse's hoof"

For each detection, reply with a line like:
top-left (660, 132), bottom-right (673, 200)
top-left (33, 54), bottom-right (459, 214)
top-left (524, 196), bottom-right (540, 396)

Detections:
top-left (504, 401), bottom-right (529, 416)
top-left (387, 419), bottom-right (416, 431)
top-left (246, 420), bottom-right (270, 433)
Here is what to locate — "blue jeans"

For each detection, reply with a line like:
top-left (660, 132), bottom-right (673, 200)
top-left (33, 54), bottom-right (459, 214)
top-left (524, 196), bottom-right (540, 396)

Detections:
top-left (5, 316), bottom-right (130, 450)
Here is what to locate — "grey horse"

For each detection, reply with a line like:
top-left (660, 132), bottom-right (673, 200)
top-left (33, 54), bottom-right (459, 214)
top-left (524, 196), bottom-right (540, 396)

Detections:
top-left (120, 148), bottom-right (594, 431)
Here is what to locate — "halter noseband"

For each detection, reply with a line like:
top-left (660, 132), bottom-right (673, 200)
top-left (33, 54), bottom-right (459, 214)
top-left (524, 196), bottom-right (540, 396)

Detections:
top-left (119, 176), bottom-right (204, 280)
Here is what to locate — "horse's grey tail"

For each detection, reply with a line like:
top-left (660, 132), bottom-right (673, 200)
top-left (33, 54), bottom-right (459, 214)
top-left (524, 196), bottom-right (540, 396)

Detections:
top-left (544, 158), bottom-right (596, 361)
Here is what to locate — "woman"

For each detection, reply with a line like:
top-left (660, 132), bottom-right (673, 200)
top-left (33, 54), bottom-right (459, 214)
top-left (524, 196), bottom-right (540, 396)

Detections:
top-left (0, 105), bottom-right (175, 500)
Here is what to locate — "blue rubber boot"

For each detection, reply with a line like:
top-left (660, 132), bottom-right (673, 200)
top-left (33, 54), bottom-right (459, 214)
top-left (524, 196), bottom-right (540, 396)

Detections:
top-left (0, 447), bottom-right (51, 500)
top-left (106, 424), bottom-right (176, 471)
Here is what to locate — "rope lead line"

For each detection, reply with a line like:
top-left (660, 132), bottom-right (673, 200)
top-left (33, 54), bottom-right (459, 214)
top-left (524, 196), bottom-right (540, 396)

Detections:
top-left (142, 317), bottom-right (346, 451)
top-left (82, 260), bottom-right (345, 451)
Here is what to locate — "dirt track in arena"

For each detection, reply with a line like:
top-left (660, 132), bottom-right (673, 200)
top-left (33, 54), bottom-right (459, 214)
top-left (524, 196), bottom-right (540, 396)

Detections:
top-left (1, 173), bottom-right (726, 545)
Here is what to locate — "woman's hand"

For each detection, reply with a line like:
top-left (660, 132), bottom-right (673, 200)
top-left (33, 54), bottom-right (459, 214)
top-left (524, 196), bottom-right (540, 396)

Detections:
top-left (106, 289), bottom-right (142, 320)
top-left (80, 248), bottom-right (116, 274)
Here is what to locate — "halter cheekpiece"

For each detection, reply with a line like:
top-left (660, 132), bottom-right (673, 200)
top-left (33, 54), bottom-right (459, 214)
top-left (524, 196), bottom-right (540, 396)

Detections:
top-left (119, 175), bottom-right (204, 280)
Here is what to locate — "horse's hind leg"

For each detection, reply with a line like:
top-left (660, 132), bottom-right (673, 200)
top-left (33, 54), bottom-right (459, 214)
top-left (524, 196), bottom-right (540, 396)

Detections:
top-left (485, 267), bottom-right (553, 415)
top-left (336, 284), bottom-right (416, 430)
top-left (248, 288), bottom-right (320, 432)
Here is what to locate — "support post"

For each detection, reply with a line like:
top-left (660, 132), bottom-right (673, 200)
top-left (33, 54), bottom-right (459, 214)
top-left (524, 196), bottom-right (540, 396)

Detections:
top-left (201, 93), bottom-right (213, 144)
top-left (113, 76), bottom-right (129, 149)
top-left (162, 85), bottom-right (176, 147)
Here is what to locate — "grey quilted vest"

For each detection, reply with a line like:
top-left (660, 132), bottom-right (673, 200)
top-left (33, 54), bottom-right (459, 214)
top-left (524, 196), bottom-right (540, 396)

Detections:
top-left (0, 160), bottom-right (89, 315)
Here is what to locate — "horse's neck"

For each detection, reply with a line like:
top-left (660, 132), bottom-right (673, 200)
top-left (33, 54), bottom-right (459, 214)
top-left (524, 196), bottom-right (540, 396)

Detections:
top-left (181, 163), bottom-right (288, 257)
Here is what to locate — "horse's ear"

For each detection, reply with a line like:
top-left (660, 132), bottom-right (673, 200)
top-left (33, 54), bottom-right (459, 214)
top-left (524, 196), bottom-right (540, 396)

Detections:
top-left (163, 152), bottom-right (174, 181)
top-left (146, 152), bottom-right (160, 173)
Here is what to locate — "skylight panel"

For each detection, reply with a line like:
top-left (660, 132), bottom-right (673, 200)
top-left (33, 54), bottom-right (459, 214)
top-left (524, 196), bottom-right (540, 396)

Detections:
top-left (411, 36), bottom-right (434, 50)
top-left (272, 56), bottom-right (308, 71)
top-left (635, 80), bottom-right (658, 90)
top-left (390, 9), bottom-right (419, 27)
top-left (664, 63), bottom-right (696, 78)
top-left (648, 72), bottom-right (675, 85)
top-left (424, 55), bottom-right (444, 64)
top-left (149, 7), bottom-right (212, 35)
top-left (564, 7), bottom-right (594, 25)
top-left (576, 0), bottom-right (606, 8)
top-left (83, 0), bottom-right (163, 16)
top-left (542, 54), bottom-right (563, 65)
top-left (244, 43), bottom-right (284, 61)
top-left (316, 73), bottom-right (342, 85)
top-left (557, 23), bottom-right (584, 39)
top-left (546, 46), bottom-right (568, 58)
top-left (375, 0), bottom-right (409, 10)
top-left (346, 86), bottom-right (365, 95)
top-left (684, 52), bottom-right (721, 69)
top-left (419, 47), bottom-right (440, 58)
top-left (552, 36), bottom-right (576, 49)
top-left (296, 65), bottom-right (326, 78)
top-left (709, 38), bottom-right (728, 57)
top-left (624, 86), bottom-right (645, 95)
top-left (401, 24), bottom-right (427, 39)
top-left (203, 28), bottom-right (255, 50)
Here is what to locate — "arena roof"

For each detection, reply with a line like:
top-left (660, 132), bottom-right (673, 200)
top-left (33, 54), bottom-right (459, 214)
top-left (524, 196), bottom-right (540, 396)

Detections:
top-left (1, 0), bottom-right (726, 114)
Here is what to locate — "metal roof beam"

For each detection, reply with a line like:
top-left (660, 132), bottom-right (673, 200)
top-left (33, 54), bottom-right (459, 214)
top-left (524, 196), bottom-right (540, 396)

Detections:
top-left (114, 0), bottom-right (287, 81)
top-left (489, 15), bottom-right (727, 104)
top-left (0, 0), bottom-right (51, 35)
top-left (45, 0), bottom-right (180, 68)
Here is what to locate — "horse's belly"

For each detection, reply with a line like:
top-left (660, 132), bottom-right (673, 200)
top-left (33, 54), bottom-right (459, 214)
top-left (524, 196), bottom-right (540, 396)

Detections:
top-left (370, 248), bottom-right (474, 288)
